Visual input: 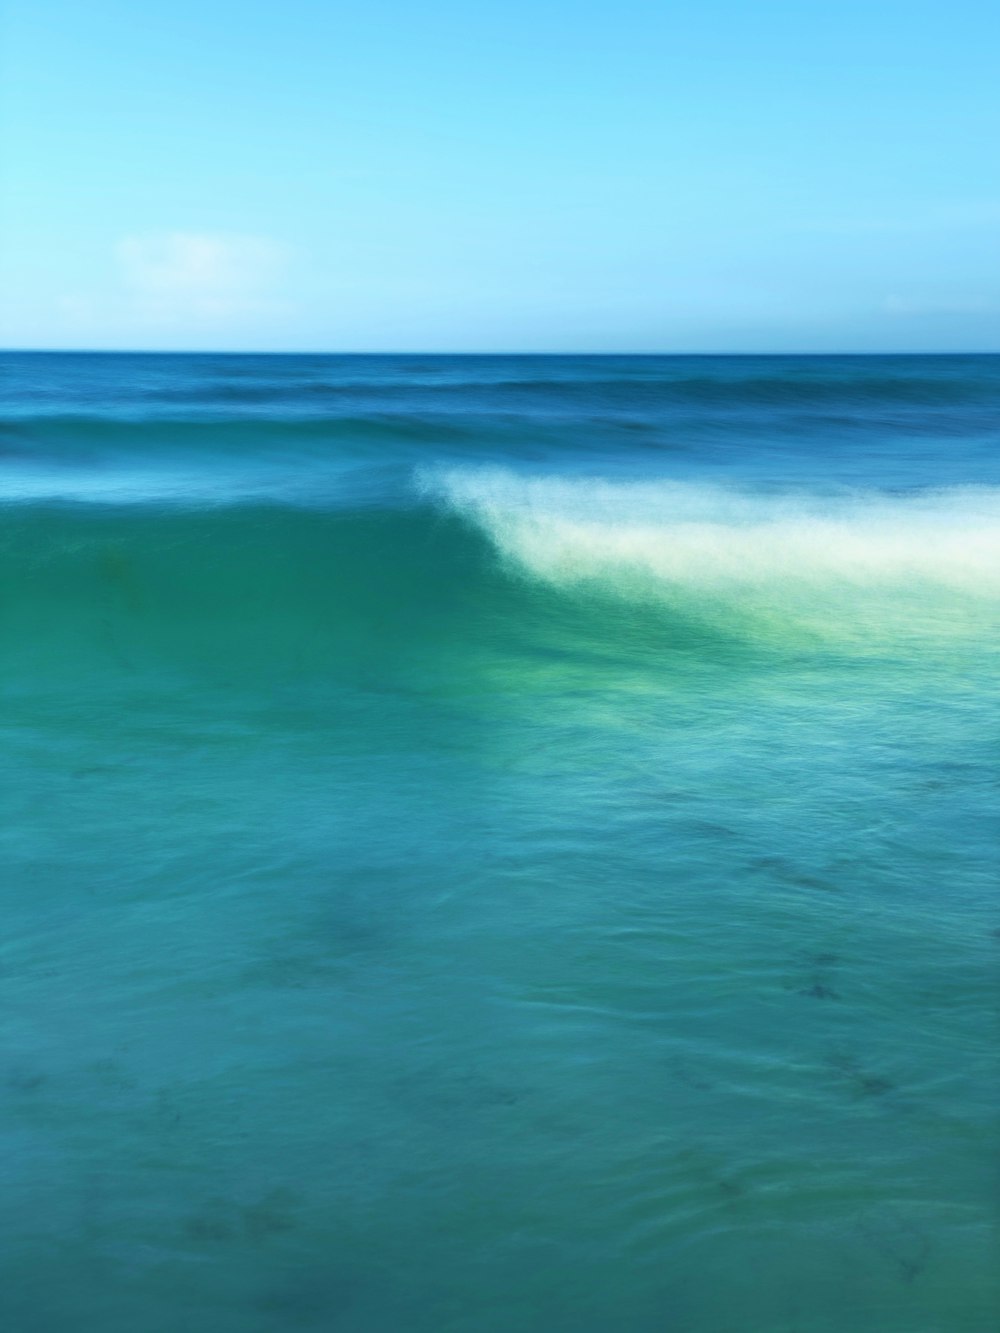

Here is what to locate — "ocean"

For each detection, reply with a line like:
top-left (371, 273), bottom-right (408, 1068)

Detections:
top-left (1, 352), bottom-right (998, 1331)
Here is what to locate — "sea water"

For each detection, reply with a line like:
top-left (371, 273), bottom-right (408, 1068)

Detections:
top-left (1, 353), bottom-right (997, 1331)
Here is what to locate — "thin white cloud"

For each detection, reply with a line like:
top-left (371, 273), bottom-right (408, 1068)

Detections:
top-left (117, 232), bottom-right (290, 322)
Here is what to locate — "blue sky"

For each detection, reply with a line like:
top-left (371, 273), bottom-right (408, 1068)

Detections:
top-left (2, 0), bottom-right (998, 351)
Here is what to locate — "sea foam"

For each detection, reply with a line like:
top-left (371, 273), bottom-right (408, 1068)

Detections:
top-left (431, 469), bottom-right (1000, 596)
top-left (428, 468), bottom-right (1000, 653)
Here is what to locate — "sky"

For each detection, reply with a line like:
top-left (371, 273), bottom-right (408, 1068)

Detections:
top-left (2, 0), bottom-right (998, 352)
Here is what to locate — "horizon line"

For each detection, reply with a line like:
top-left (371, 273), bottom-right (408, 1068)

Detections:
top-left (3, 347), bottom-right (999, 358)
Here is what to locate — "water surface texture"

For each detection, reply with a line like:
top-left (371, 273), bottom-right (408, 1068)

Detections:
top-left (2, 353), bottom-right (998, 1331)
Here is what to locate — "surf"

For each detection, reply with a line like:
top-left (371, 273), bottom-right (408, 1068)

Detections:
top-left (428, 468), bottom-right (1000, 645)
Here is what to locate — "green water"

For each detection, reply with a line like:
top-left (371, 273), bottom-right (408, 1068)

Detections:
top-left (2, 354), bottom-right (998, 1330)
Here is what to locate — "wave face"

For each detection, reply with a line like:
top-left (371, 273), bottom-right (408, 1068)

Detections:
top-left (2, 353), bottom-right (998, 1333)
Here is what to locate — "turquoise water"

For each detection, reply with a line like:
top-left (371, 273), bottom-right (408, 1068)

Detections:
top-left (2, 354), bottom-right (998, 1331)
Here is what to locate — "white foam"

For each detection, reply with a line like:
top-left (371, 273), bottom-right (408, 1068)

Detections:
top-left (427, 468), bottom-right (1000, 605)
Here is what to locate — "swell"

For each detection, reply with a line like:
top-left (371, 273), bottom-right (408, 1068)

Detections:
top-left (0, 414), bottom-right (687, 478)
top-left (0, 413), bottom-right (485, 452)
top-left (7, 352), bottom-right (998, 412)
top-left (98, 373), bottom-right (1000, 409)
top-left (3, 476), bottom-right (997, 697)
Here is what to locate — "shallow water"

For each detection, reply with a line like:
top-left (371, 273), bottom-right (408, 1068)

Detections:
top-left (1, 353), bottom-right (998, 1331)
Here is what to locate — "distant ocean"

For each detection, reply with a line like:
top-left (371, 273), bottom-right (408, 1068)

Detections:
top-left (2, 352), bottom-right (998, 1332)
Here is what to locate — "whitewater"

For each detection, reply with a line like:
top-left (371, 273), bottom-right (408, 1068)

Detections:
top-left (1, 352), bottom-right (997, 1332)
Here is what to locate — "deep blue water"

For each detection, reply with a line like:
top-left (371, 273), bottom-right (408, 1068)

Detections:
top-left (2, 353), bottom-right (998, 1331)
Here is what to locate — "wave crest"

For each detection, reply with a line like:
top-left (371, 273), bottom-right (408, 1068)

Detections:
top-left (429, 469), bottom-right (1000, 644)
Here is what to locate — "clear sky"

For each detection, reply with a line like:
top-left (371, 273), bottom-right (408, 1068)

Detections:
top-left (2, 0), bottom-right (998, 352)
